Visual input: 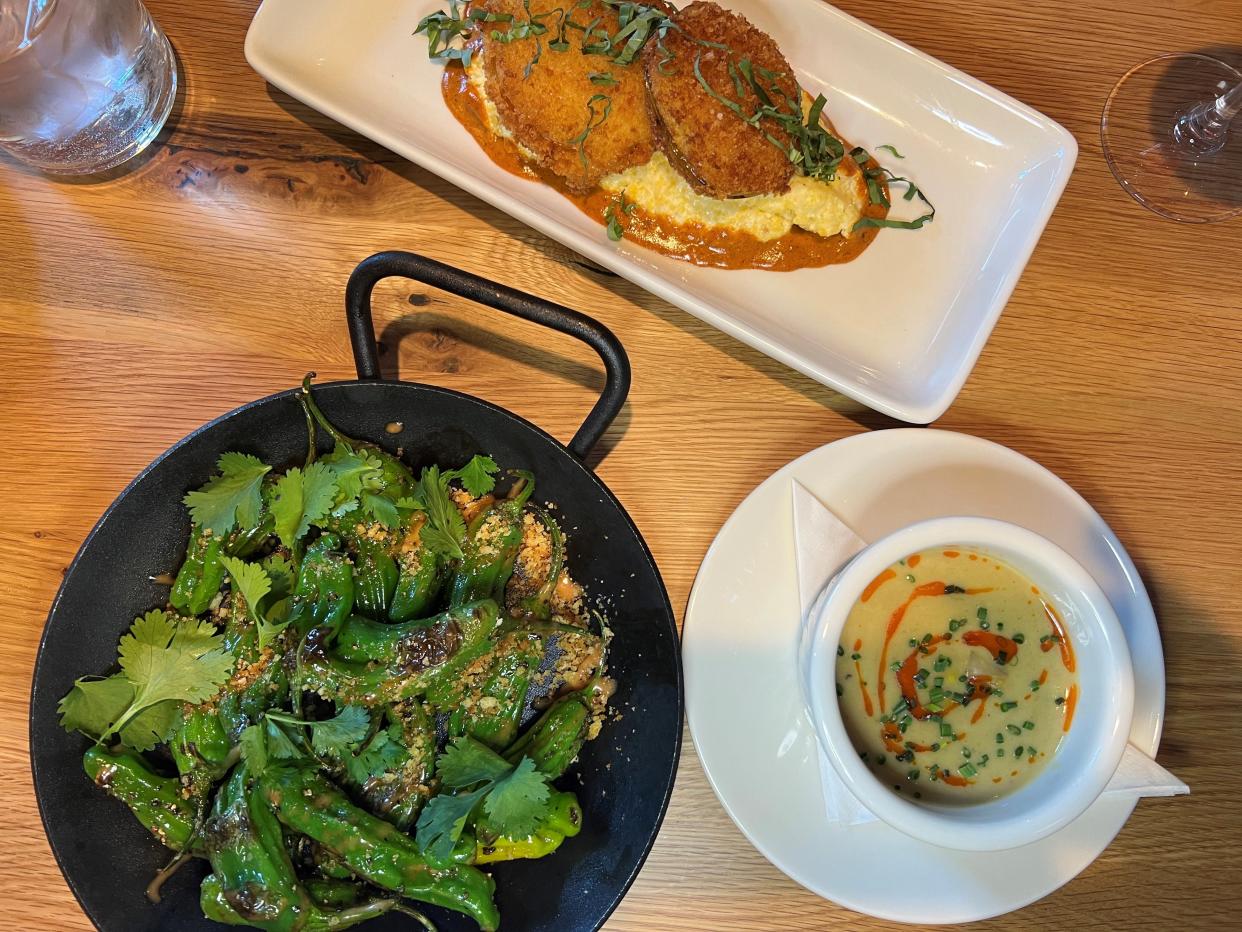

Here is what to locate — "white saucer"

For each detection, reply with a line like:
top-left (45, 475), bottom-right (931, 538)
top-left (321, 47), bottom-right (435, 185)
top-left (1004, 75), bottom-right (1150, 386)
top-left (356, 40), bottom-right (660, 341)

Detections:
top-left (683, 430), bottom-right (1164, 923)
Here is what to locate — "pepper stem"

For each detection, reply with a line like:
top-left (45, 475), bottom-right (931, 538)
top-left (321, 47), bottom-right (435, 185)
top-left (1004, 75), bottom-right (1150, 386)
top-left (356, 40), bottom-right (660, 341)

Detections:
top-left (301, 372), bottom-right (357, 453)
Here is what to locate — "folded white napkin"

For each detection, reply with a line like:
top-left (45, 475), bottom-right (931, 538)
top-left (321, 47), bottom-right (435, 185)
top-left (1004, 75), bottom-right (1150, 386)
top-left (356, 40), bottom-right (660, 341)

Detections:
top-left (791, 479), bottom-right (1188, 827)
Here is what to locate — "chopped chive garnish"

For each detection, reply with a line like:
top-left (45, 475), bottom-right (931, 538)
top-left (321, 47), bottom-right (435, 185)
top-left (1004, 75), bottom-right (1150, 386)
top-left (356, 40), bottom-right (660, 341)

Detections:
top-left (959, 763), bottom-right (977, 778)
top-left (837, 645), bottom-right (844, 656)
top-left (996, 622), bottom-right (1004, 631)
top-left (949, 618), bottom-right (964, 632)
top-left (958, 675), bottom-right (968, 683)
top-left (977, 607), bottom-right (988, 621)
top-left (1055, 696), bottom-right (1065, 705)
top-left (851, 652), bottom-right (861, 660)
top-left (1013, 633), bottom-right (1025, 644)
top-left (925, 701), bottom-right (945, 713)
top-left (996, 649), bottom-right (1008, 663)
top-left (921, 633), bottom-right (933, 644)
top-left (995, 732), bottom-right (1004, 743)
top-left (1014, 745), bottom-right (1024, 757)
top-left (997, 748), bottom-right (1006, 757)
top-left (934, 656), bottom-right (951, 671)
top-left (940, 723), bottom-right (953, 737)
top-left (962, 747), bottom-right (972, 758)
top-left (908, 638), bottom-right (917, 647)
top-left (905, 573), bottom-right (915, 583)
top-left (980, 621), bottom-right (991, 630)
top-left (907, 769), bottom-right (920, 780)
top-left (1001, 701), bottom-right (1018, 712)
top-left (1007, 724), bottom-right (1022, 736)
top-left (891, 661), bottom-right (903, 671)
top-left (931, 742), bottom-right (941, 751)
top-left (1023, 721), bottom-right (1035, 730)
top-left (933, 676), bottom-right (944, 688)
top-left (978, 754), bottom-right (989, 765)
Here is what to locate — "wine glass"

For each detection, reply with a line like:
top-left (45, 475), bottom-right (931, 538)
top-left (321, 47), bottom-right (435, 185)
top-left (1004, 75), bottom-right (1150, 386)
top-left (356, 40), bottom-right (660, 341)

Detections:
top-left (1101, 52), bottom-right (1241, 223)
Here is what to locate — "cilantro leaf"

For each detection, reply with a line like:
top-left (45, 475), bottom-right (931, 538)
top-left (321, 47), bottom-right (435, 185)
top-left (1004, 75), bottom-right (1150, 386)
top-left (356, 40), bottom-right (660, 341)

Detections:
top-left (415, 466), bottom-right (466, 561)
top-left (310, 705), bottom-right (371, 755)
top-left (57, 675), bottom-right (180, 751)
top-left (415, 738), bottom-right (554, 855)
top-left (437, 735), bottom-right (514, 788)
top-left (267, 706), bottom-right (370, 759)
top-left (482, 756), bottom-right (551, 838)
top-left (271, 462), bottom-right (339, 548)
top-left (324, 450), bottom-right (384, 501)
top-left (446, 455), bottom-right (500, 497)
top-left (220, 557), bottom-right (287, 652)
top-left (239, 723), bottom-right (268, 775)
top-left (262, 553), bottom-right (296, 603)
top-left (344, 728), bottom-right (409, 785)
top-left (416, 785), bottom-right (490, 860)
top-left (79, 612), bottom-right (234, 744)
top-left (183, 453), bottom-right (271, 536)
top-left (265, 719), bottom-right (301, 760)
top-left (361, 491), bottom-right (400, 529)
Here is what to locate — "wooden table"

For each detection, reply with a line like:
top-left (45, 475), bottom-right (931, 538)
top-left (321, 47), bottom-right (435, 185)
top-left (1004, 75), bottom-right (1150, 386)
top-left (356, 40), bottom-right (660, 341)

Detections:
top-left (3, 1), bottom-right (1240, 928)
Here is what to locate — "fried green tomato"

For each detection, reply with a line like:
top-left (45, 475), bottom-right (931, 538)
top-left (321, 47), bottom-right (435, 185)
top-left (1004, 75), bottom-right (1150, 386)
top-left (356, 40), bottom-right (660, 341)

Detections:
top-left (479, 0), bottom-right (663, 192)
top-left (642, 1), bottom-right (799, 198)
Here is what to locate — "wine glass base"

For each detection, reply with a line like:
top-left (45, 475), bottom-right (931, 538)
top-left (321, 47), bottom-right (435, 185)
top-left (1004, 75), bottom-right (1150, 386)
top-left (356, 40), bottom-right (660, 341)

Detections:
top-left (1101, 53), bottom-right (1242, 223)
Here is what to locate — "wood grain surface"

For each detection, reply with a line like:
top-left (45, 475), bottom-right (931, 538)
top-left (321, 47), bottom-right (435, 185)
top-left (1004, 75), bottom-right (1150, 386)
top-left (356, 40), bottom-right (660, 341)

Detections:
top-left (2, 0), bottom-right (1240, 928)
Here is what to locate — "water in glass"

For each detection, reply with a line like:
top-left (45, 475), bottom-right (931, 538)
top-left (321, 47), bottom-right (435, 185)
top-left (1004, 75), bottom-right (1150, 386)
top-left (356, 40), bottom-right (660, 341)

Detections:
top-left (0, 0), bottom-right (176, 174)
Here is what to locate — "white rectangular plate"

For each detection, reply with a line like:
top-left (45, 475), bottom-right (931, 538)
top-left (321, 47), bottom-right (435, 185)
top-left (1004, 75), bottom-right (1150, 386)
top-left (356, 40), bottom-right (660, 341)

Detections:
top-left (246, 0), bottom-right (1076, 423)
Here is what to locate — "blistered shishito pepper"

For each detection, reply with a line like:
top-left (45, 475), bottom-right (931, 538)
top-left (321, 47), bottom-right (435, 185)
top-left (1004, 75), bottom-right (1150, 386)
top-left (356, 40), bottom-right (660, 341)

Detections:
top-left (260, 762), bottom-right (500, 932)
top-left (347, 536), bottom-right (398, 619)
top-left (170, 704), bottom-right (233, 799)
top-left (474, 790), bottom-right (582, 864)
top-left (333, 602), bottom-right (494, 664)
top-left (389, 531), bottom-right (448, 623)
top-left (448, 631), bottom-right (542, 749)
top-left (510, 507), bottom-right (565, 621)
top-left (170, 527), bottom-right (227, 616)
top-left (83, 747), bottom-right (197, 853)
top-left (300, 376), bottom-right (415, 499)
top-left (504, 690), bottom-right (592, 780)
top-left (287, 534), bottom-right (355, 642)
top-left (346, 702), bottom-right (435, 831)
top-left (298, 600), bottom-right (500, 706)
top-left (202, 768), bottom-right (403, 932)
top-left (448, 477), bottom-right (535, 608)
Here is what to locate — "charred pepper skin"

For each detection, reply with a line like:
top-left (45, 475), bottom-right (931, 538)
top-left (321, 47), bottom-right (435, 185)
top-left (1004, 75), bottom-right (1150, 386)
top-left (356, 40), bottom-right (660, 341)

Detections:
top-left (333, 602), bottom-right (496, 664)
top-left (170, 527), bottom-right (228, 616)
top-left (298, 600), bottom-right (501, 707)
top-left (260, 763), bottom-right (500, 932)
top-left (83, 747), bottom-right (197, 853)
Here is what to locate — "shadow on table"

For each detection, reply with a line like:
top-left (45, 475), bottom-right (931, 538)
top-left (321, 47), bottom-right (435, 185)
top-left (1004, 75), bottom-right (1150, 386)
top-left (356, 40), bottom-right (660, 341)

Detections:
top-left (372, 309), bottom-right (632, 470)
top-left (1135, 45), bottom-right (1242, 211)
top-left (263, 85), bottom-right (915, 435)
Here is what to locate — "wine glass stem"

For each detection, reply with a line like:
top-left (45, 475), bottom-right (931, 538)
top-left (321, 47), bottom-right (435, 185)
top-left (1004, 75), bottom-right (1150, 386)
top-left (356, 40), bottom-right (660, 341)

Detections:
top-left (1173, 81), bottom-right (1240, 155)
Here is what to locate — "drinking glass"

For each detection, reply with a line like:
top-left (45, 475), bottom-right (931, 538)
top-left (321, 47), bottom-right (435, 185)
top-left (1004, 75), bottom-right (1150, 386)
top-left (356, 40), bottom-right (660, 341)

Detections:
top-left (1101, 52), bottom-right (1242, 223)
top-left (0, 0), bottom-right (176, 174)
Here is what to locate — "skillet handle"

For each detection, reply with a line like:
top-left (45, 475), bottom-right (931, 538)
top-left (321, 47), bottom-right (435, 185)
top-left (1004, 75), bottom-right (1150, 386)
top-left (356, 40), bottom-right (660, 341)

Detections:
top-left (345, 251), bottom-right (630, 461)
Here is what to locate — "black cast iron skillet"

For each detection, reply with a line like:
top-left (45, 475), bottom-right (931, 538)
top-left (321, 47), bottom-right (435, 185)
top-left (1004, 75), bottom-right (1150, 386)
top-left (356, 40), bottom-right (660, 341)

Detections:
top-left (29, 251), bottom-right (683, 932)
